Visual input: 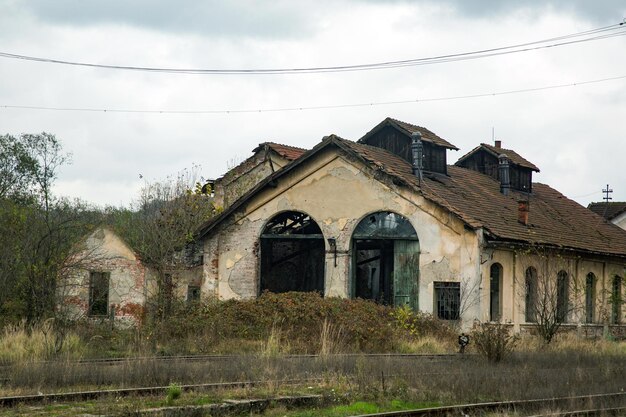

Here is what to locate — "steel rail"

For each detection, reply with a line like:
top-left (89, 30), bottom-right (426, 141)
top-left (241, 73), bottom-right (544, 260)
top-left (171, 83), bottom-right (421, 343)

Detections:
top-left (0, 377), bottom-right (324, 407)
top-left (0, 352), bottom-right (463, 367)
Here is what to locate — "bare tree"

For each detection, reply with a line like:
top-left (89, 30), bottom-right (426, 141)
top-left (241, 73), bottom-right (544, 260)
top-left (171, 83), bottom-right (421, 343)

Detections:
top-left (109, 166), bottom-right (216, 321)
top-left (518, 247), bottom-right (582, 344)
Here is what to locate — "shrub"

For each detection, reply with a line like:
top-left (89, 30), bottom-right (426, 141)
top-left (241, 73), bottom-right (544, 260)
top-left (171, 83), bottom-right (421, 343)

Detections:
top-left (165, 382), bottom-right (182, 405)
top-left (472, 323), bottom-right (518, 362)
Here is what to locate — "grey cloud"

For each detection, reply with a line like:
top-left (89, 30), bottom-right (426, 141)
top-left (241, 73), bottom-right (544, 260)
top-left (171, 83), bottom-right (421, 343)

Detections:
top-left (14, 0), bottom-right (318, 38)
top-left (361, 0), bottom-right (625, 23)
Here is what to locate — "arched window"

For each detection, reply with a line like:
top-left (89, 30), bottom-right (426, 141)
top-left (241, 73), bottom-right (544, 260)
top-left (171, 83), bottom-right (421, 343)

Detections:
top-left (260, 211), bottom-right (325, 294)
top-left (556, 270), bottom-right (569, 323)
top-left (489, 263), bottom-right (503, 322)
top-left (525, 267), bottom-right (538, 323)
top-left (611, 275), bottom-right (623, 324)
top-left (585, 273), bottom-right (596, 324)
top-left (352, 212), bottom-right (419, 310)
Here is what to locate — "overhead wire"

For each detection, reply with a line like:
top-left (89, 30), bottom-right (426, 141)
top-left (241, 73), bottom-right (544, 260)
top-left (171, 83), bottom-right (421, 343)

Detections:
top-left (2, 74), bottom-right (625, 115)
top-left (0, 22), bottom-right (624, 75)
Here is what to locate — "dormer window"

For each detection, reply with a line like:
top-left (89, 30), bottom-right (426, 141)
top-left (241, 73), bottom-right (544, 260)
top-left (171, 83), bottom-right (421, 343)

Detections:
top-left (358, 117), bottom-right (458, 175)
top-left (455, 142), bottom-right (539, 192)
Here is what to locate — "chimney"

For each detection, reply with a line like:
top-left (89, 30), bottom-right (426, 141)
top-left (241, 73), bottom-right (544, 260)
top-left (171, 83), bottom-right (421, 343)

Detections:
top-left (498, 154), bottom-right (510, 195)
top-left (411, 131), bottom-right (423, 180)
top-left (494, 140), bottom-right (501, 149)
top-left (518, 200), bottom-right (529, 225)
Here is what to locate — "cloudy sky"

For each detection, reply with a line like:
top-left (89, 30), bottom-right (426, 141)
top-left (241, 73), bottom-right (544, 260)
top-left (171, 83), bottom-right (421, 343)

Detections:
top-left (1, 0), bottom-right (625, 208)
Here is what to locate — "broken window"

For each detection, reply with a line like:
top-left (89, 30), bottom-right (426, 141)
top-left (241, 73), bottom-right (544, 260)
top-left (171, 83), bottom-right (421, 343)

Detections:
top-left (187, 285), bottom-right (201, 303)
top-left (525, 267), bottom-right (538, 323)
top-left (556, 270), bottom-right (569, 323)
top-left (490, 263), bottom-right (502, 322)
top-left (611, 275), bottom-right (622, 324)
top-left (352, 212), bottom-right (419, 309)
top-left (585, 273), bottom-right (596, 324)
top-left (260, 211), bottom-right (325, 294)
top-left (434, 281), bottom-right (460, 320)
top-left (89, 271), bottom-right (110, 316)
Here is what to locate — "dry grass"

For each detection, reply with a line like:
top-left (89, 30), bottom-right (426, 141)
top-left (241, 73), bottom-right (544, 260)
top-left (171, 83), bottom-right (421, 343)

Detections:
top-left (0, 320), bottom-right (84, 363)
top-left (394, 336), bottom-right (452, 354)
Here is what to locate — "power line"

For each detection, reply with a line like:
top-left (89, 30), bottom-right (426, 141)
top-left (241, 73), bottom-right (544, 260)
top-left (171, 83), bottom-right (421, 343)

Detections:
top-left (2, 74), bottom-right (625, 115)
top-left (0, 23), bottom-right (625, 75)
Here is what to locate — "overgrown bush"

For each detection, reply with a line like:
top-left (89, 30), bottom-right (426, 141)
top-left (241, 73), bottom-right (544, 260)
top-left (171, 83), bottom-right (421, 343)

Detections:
top-left (472, 323), bottom-right (518, 362)
top-left (142, 292), bottom-right (456, 354)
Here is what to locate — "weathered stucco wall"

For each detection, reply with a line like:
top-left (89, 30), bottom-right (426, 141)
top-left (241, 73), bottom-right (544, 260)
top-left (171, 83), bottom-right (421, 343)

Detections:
top-left (481, 248), bottom-right (625, 329)
top-left (203, 147), bottom-right (482, 326)
top-left (60, 228), bottom-right (147, 323)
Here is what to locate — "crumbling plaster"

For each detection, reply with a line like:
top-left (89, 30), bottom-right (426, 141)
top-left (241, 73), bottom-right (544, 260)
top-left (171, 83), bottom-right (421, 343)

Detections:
top-left (202, 147), bottom-right (482, 324)
top-left (482, 248), bottom-right (625, 329)
top-left (60, 228), bottom-right (147, 323)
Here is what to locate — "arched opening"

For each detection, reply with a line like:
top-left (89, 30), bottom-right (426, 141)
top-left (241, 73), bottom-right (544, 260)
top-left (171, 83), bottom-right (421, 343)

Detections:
top-left (260, 211), bottom-right (325, 294)
top-left (556, 270), bottom-right (569, 323)
top-left (585, 273), bottom-right (596, 324)
top-left (611, 275), bottom-right (623, 324)
top-left (352, 211), bottom-right (419, 309)
top-left (489, 263), bottom-right (503, 322)
top-left (525, 267), bottom-right (538, 323)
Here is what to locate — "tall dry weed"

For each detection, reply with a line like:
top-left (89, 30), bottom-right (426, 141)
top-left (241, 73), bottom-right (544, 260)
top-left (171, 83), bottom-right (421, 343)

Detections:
top-left (0, 320), bottom-right (84, 363)
top-left (319, 318), bottom-right (345, 356)
top-left (260, 320), bottom-right (288, 358)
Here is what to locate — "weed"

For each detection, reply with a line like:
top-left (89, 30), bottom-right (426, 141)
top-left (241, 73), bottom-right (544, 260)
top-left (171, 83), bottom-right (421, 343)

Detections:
top-left (472, 323), bottom-right (518, 362)
top-left (165, 382), bottom-right (182, 405)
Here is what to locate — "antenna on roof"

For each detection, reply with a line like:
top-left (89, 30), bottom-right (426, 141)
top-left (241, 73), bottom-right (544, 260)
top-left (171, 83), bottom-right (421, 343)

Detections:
top-left (602, 184), bottom-right (613, 203)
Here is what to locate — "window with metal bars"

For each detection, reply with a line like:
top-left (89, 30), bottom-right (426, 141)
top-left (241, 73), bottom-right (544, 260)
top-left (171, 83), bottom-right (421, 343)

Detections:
top-left (434, 281), bottom-right (460, 320)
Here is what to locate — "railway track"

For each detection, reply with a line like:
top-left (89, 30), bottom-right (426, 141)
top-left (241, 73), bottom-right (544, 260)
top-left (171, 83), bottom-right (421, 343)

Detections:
top-left (0, 377), bottom-right (322, 407)
top-left (0, 352), bottom-right (462, 368)
top-left (347, 393), bottom-right (626, 417)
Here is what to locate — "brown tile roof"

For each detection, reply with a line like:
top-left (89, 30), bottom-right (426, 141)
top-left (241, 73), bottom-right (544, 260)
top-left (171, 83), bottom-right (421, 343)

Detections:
top-left (588, 202), bottom-right (626, 221)
top-left (199, 135), bottom-right (626, 258)
top-left (456, 143), bottom-right (540, 172)
top-left (338, 138), bottom-right (626, 256)
top-left (359, 117), bottom-right (459, 150)
top-left (253, 142), bottom-right (307, 161)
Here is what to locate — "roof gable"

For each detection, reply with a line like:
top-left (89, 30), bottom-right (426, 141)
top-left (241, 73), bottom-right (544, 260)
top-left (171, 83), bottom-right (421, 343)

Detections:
top-left (456, 143), bottom-right (540, 172)
top-left (252, 142), bottom-right (307, 161)
top-left (359, 117), bottom-right (459, 150)
top-left (588, 202), bottom-right (626, 221)
top-left (197, 136), bottom-right (626, 258)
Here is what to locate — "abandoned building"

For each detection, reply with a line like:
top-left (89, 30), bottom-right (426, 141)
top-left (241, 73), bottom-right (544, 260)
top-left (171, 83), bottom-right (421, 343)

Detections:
top-left (60, 227), bottom-right (202, 323)
top-left (196, 117), bottom-right (626, 333)
top-left (588, 202), bottom-right (626, 231)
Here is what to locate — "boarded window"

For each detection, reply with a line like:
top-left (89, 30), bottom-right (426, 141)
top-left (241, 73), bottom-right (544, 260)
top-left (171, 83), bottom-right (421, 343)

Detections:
top-left (260, 211), bottom-right (325, 294)
top-left (556, 270), bottom-right (569, 323)
top-left (490, 263), bottom-right (502, 322)
top-left (434, 281), bottom-right (460, 320)
top-left (585, 273), bottom-right (596, 324)
top-left (89, 271), bottom-right (110, 316)
top-left (525, 267), bottom-right (538, 323)
top-left (611, 275), bottom-right (623, 324)
top-left (352, 212), bottom-right (419, 309)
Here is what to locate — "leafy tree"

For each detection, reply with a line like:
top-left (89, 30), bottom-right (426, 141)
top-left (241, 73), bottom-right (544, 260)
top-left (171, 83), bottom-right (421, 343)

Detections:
top-left (0, 133), bottom-right (98, 326)
top-left (0, 134), bottom-right (39, 201)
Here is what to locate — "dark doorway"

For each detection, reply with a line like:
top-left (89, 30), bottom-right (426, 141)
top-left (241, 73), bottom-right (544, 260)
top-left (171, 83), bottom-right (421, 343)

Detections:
top-left (260, 211), bottom-right (325, 294)
top-left (585, 273), bottom-right (596, 324)
top-left (352, 212), bottom-right (419, 309)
